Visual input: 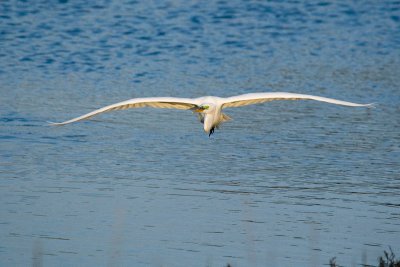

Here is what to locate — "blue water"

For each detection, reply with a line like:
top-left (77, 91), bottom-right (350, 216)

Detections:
top-left (1, 1), bottom-right (399, 266)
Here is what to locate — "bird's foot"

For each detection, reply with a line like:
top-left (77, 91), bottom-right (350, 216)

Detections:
top-left (209, 127), bottom-right (215, 137)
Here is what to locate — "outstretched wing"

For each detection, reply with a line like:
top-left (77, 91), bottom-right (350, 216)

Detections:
top-left (50, 97), bottom-right (201, 125)
top-left (221, 92), bottom-right (374, 108)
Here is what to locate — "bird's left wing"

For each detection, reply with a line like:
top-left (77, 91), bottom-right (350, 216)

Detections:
top-left (221, 92), bottom-right (373, 108)
top-left (50, 97), bottom-right (201, 125)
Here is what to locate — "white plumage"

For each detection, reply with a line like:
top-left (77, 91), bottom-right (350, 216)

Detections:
top-left (50, 92), bottom-right (373, 136)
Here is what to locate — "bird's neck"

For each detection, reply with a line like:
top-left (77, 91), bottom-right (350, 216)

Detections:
top-left (203, 114), bottom-right (215, 133)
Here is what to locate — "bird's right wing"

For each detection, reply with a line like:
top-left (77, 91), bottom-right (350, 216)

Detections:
top-left (221, 92), bottom-right (374, 108)
top-left (50, 97), bottom-right (201, 125)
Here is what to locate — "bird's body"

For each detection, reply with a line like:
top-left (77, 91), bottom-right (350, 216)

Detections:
top-left (50, 92), bottom-right (373, 136)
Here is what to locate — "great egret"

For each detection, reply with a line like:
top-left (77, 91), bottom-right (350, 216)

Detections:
top-left (50, 92), bottom-right (373, 136)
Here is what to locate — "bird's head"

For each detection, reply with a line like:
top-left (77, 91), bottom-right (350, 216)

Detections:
top-left (194, 103), bottom-right (215, 114)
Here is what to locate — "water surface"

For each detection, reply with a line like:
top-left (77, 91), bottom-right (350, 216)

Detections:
top-left (1, 0), bottom-right (399, 266)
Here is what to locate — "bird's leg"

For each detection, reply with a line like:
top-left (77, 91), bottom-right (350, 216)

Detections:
top-left (209, 127), bottom-right (215, 137)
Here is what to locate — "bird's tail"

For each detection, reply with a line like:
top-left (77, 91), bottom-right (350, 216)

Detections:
top-left (220, 113), bottom-right (232, 122)
top-left (215, 113), bottom-right (232, 129)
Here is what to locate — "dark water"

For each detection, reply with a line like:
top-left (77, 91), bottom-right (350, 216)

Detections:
top-left (1, 0), bottom-right (399, 266)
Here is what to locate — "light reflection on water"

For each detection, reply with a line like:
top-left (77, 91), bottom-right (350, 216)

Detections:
top-left (1, 0), bottom-right (400, 266)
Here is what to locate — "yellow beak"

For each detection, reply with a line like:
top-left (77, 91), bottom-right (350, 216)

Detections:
top-left (194, 108), bottom-right (204, 113)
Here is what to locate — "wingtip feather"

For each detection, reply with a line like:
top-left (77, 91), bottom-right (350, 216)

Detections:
top-left (47, 121), bottom-right (65, 126)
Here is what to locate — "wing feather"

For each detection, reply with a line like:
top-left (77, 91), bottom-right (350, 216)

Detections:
top-left (50, 97), bottom-right (200, 125)
top-left (222, 92), bottom-right (373, 108)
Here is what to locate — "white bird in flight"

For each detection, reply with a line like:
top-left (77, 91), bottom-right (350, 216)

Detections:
top-left (50, 92), bottom-right (373, 136)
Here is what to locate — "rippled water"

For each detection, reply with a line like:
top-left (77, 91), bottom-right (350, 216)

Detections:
top-left (1, 0), bottom-right (399, 266)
